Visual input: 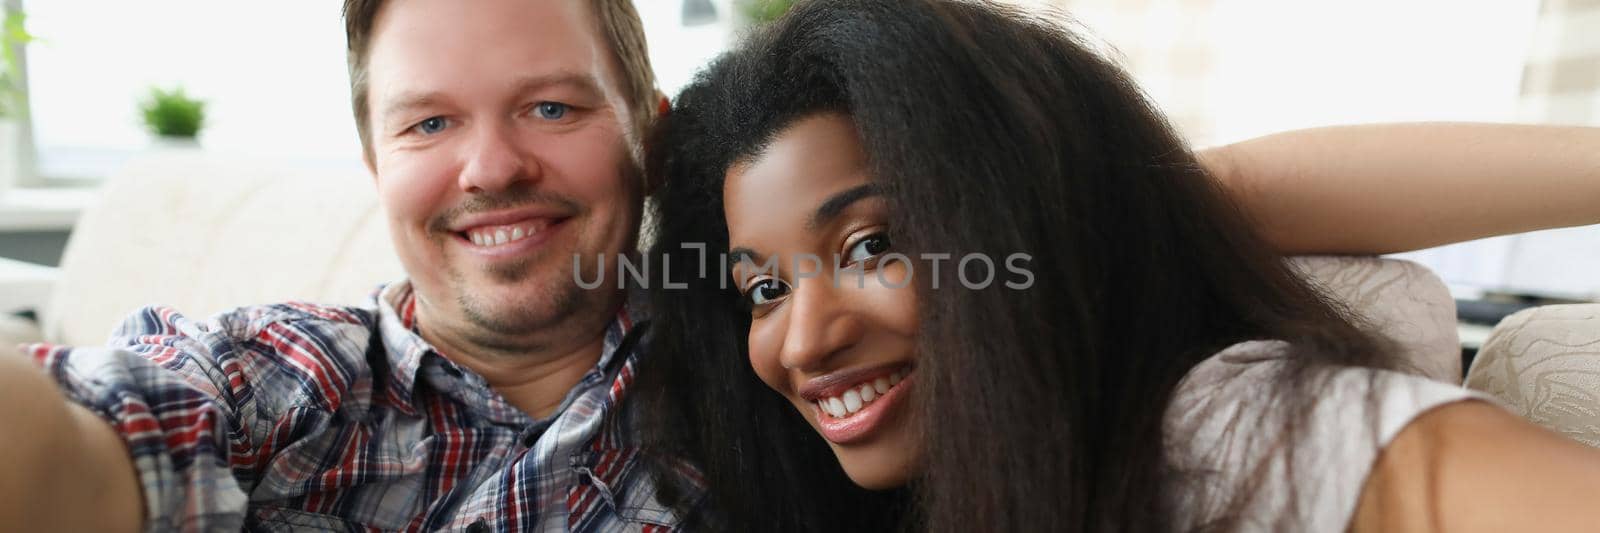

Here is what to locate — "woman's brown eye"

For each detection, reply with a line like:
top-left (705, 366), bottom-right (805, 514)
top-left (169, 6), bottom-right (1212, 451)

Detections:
top-left (745, 278), bottom-right (791, 308)
top-left (846, 233), bottom-right (892, 264)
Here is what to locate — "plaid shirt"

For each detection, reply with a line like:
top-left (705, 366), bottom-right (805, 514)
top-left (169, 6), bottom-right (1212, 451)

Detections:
top-left (25, 282), bottom-right (701, 532)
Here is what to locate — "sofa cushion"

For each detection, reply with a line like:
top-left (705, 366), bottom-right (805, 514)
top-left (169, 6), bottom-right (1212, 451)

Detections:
top-left (1465, 304), bottom-right (1600, 446)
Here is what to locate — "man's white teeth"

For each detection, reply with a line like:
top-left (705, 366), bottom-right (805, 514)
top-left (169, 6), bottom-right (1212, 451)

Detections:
top-left (818, 370), bottom-right (908, 419)
top-left (467, 222), bottom-right (547, 248)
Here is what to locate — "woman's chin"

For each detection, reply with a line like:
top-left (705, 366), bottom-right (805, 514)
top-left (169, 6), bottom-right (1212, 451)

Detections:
top-left (834, 446), bottom-right (917, 490)
top-left (846, 470), bottom-right (911, 491)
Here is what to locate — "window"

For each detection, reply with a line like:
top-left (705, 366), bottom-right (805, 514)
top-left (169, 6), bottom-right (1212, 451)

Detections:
top-left (21, 0), bottom-right (362, 180)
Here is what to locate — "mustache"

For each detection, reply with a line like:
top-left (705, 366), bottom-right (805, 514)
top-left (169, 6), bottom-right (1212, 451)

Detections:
top-left (426, 185), bottom-right (582, 233)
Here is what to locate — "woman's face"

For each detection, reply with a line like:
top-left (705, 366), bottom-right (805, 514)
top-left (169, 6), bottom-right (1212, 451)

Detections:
top-left (724, 113), bottom-right (921, 489)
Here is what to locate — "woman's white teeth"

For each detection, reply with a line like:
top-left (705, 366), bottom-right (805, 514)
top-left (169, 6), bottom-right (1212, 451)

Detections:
top-left (825, 397), bottom-right (846, 418)
top-left (818, 370), bottom-right (909, 419)
top-left (843, 390), bottom-right (863, 413)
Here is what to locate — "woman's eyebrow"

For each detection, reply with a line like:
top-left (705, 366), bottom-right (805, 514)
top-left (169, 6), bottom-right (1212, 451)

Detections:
top-left (809, 183), bottom-right (883, 231)
top-left (728, 247), bottom-right (763, 265)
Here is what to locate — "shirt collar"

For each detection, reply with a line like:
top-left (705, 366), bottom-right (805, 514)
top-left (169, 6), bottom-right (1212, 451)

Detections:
top-left (372, 281), bottom-right (649, 421)
top-left (373, 281), bottom-right (430, 413)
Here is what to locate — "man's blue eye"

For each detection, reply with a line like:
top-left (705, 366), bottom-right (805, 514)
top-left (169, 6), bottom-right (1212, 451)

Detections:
top-left (536, 102), bottom-right (569, 120)
top-left (415, 117), bottom-right (448, 135)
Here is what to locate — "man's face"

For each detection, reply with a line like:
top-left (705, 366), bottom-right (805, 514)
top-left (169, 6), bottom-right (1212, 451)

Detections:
top-left (363, 0), bottom-right (640, 340)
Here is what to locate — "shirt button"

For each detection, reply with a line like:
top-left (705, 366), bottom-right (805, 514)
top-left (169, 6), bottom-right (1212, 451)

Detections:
top-left (466, 520), bottom-right (489, 533)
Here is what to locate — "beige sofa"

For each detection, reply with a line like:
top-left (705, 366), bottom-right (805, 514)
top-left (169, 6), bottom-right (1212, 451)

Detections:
top-left (2, 153), bottom-right (1463, 385)
top-left (1467, 304), bottom-right (1600, 446)
top-left (2, 153), bottom-right (403, 349)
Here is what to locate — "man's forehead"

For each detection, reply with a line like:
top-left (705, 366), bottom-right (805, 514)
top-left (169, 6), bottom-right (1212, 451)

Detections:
top-left (365, 0), bottom-right (611, 97)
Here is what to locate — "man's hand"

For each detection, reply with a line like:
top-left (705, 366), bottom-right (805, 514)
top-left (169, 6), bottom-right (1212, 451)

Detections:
top-left (0, 348), bottom-right (143, 532)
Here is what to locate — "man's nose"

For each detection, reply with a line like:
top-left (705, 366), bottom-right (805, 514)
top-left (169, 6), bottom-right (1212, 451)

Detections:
top-left (458, 122), bottom-right (539, 194)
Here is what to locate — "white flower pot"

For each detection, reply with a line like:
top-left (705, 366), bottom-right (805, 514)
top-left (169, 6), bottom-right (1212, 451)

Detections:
top-left (150, 135), bottom-right (202, 152)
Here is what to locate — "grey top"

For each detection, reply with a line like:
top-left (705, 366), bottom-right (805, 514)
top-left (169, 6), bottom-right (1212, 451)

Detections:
top-left (1167, 340), bottom-right (1485, 532)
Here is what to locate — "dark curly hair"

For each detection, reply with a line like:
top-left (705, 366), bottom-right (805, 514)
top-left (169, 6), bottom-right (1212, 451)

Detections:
top-left (637, 1), bottom-right (1393, 531)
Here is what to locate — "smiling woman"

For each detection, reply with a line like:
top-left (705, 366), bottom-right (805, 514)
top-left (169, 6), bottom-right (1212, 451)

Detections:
top-left (721, 113), bottom-right (924, 489)
top-left (637, 0), bottom-right (1600, 532)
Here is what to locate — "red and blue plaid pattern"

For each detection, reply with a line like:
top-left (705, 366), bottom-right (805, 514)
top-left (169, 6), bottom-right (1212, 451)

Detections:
top-left (26, 282), bottom-right (700, 532)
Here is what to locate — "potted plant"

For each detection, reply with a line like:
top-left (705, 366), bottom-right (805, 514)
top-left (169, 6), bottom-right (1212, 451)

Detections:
top-left (139, 86), bottom-right (206, 148)
top-left (0, 7), bottom-right (35, 195)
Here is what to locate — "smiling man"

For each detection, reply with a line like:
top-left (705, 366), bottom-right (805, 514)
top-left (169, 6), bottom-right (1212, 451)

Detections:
top-left (0, 0), bottom-right (692, 530)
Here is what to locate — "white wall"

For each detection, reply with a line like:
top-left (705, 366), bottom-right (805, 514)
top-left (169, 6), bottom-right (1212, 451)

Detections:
top-left (1204, 0), bottom-right (1541, 144)
top-left (1004, 0), bottom-right (1543, 145)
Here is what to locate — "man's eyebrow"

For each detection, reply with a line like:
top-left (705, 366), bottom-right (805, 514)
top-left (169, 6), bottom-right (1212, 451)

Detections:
top-left (381, 92), bottom-right (443, 122)
top-left (508, 72), bottom-right (604, 98)
top-left (809, 183), bottom-right (884, 231)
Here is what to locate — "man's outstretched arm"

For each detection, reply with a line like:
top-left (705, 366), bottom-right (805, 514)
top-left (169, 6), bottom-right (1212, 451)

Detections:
top-left (0, 349), bottom-right (142, 532)
top-left (1205, 123), bottom-right (1600, 256)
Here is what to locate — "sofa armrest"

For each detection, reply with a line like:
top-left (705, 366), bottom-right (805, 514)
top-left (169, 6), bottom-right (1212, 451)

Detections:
top-left (0, 314), bottom-right (44, 350)
top-left (1465, 304), bottom-right (1600, 447)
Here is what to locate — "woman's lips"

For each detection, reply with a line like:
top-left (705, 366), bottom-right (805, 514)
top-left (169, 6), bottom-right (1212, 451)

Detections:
top-left (812, 370), bottom-right (913, 445)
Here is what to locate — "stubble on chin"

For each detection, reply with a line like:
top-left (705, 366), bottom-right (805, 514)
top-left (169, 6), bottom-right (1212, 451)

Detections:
top-left (459, 267), bottom-right (581, 331)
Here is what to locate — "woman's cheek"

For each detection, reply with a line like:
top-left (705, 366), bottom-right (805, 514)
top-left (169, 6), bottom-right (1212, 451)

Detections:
top-left (746, 320), bottom-right (790, 393)
top-left (870, 261), bottom-right (920, 336)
